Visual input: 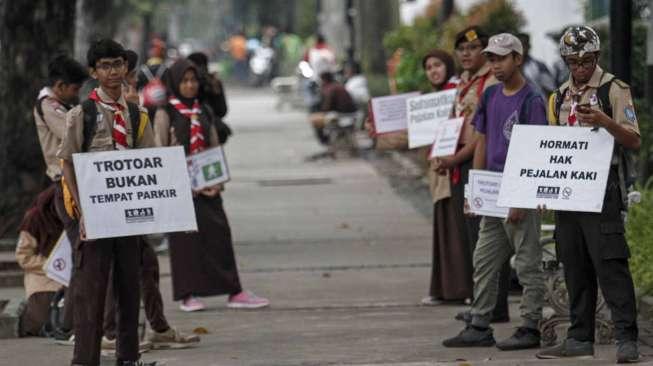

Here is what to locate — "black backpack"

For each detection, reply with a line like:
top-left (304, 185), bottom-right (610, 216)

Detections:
top-left (80, 99), bottom-right (141, 152)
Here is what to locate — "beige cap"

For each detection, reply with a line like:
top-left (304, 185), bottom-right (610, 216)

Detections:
top-left (482, 33), bottom-right (523, 56)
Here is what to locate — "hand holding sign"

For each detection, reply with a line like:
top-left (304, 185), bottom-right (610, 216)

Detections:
top-left (406, 89), bottom-right (457, 148)
top-left (497, 125), bottom-right (614, 212)
top-left (186, 146), bottom-right (230, 191)
top-left (430, 117), bottom-right (464, 159)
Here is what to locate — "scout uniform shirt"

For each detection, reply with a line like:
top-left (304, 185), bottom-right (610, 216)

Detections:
top-left (427, 64), bottom-right (498, 203)
top-left (552, 65), bottom-right (640, 136)
top-left (34, 87), bottom-right (72, 181)
top-left (454, 63), bottom-right (499, 145)
top-left (57, 87), bottom-right (155, 162)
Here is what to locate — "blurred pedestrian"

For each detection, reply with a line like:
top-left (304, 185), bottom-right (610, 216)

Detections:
top-left (308, 71), bottom-right (357, 147)
top-left (228, 31), bottom-right (249, 83)
top-left (187, 52), bottom-right (232, 144)
top-left (343, 61), bottom-right (370, 107)
top-left (153, 58), bottom-right (269, 312)
top-left (517, 33), bottom-right (556, 99)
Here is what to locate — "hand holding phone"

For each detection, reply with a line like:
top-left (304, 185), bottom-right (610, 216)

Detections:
top-left (575, 103), bottom-right (591, 114)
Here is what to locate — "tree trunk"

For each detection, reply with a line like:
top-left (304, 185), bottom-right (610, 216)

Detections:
top-left (0, 0), bottom-right (76, 237)
top-left (354, 0), bottom-right (399, 74)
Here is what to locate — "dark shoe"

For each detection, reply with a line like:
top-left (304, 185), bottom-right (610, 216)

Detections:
top-left (496, 327), bottom-right (541, 351)
top-left (617, 340), bottom-right (640, 364)
top-left (491, 313), bottom-right (510, 323)
top-left (455, 310), bottom-right (509, 324)
top-left (455, 310), bottom-right (471, 322)
top-left (536, 338), bottom-right (594, 359)
top-left (116, 361), bottom-right (158, 366)
top-left (442, 325), bottom-right (496, 347)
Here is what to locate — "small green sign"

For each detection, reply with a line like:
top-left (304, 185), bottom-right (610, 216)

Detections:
top-left (202, 161), bottom-right (223, 181)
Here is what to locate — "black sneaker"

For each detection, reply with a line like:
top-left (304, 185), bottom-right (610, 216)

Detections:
top-left (617, 340), bottom-right (640, 364)
top-left (496, 327), bottom-right (541, 351)
top-left (454, 310), bottom-right (510, 324)
top-left (442, 325), bottom-right (496, 347)
top-left (536, 338), bottom-right (594, 359)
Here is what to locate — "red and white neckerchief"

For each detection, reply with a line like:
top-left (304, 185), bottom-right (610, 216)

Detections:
top-left (567, 87), bottom-right (588, 126)
top-left (88, 89), bottom-right (128, 150)
top-left (169, 97), bottom-right (205, 154)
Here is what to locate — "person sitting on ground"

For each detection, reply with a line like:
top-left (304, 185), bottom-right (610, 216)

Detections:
top-left (15, 186), bottom-right (64, 337)
top-left (308, 71), bottom-right (357, 146)
top-left (343, 61), bottom-right (370, 108)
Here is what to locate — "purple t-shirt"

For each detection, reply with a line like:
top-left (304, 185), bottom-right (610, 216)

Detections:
top-left (472, 83), bottom-right (547, 172)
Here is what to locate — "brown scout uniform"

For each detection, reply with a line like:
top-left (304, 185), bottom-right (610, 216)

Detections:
top-left (553, 66), bottom-right (639, 136)
top-left (57, 87), bottom-right (155, 365)
top-left (34, 89), bottom-right (70, 181)
top-left (550, 65), bottom-right (640, 343)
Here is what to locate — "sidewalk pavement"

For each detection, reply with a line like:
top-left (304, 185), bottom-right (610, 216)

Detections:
top-left (0, 88), bottom-right (651, 365)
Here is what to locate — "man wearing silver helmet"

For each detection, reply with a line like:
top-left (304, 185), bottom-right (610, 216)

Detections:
top-left (537, 25), bottom-right (641, 363)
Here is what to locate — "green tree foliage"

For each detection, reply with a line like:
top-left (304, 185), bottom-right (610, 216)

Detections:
top-left (0, 0), bottom-right (76, 237)
top-left (626, 179), bottom-right (653, 295)
top-left (383, 0), bottom-right (525, 93)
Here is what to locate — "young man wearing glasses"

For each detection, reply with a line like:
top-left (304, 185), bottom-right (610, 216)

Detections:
top-left (537, 25), bottom-right (641, 364)
top-left (58, 39), bottom-right (157, 366)
top-left (442, 26), bottom-right (513, 327)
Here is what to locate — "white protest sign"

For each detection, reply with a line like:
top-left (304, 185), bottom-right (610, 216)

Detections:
top-left (469, 170), bottom-right (509, 218)
top-left (44, 232), bottom-right (71, 287)
top-left (406, 89), bottom-right (457, 148)
top-left (430, 117), bottom-right (464, 158)
top-left (497, 126), bottom-right (614, 212)
top-left (187, 146), bottom-right (230, 190)
top-left (371, 92), bottom-right (420, 134)
top-left (73, 146), bottom-right (197, 240)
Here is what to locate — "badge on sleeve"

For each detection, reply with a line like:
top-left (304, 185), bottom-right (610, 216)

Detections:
top-left (624, 106), bottom-right (637, 123)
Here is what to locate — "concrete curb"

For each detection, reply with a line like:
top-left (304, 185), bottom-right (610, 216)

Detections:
top-left (0, 298), bottom-right (21, 339)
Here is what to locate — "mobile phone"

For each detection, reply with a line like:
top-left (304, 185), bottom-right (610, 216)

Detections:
top-left (576, 103), bottom-right (591, 113)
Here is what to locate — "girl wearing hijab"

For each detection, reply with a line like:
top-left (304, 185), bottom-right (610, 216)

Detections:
top-left (153, 58), bottom-right (269, 312)
top-left (418, 49), bottom-right (479, 306)
top-left (15, 185), bottom-right (64, 336)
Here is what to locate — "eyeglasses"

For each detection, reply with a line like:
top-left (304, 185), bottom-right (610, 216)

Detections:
top-left (95, 59), bottom-right (125, 72)
top-left (566, 57), bottom-right (596, 69)
top-left (455, 44), bottom-right (483, 54)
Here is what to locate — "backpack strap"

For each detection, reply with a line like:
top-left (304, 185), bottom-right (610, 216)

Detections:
top-left (552, 86), bottom-right (567, 125)
top-left (478, 83), bottom-right (501, 116)
top-left (126, 102), bottom-right (141, 148)
top-left (518, 89), bottom-right (540, 125)
top-left (35, 96), bottom-right (47, 122)
top-left (596, 75), bottom-right (615, 118)
top-left (140, 64), bottom-right (156, 81)
top-left (81, 99), bottom-right (98, 152)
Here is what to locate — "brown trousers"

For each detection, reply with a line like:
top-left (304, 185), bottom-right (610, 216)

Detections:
top-left (104, 239), bottom-right (170, 339)
top-left (71, 236), bottom-right (141, 366)
top-left (52, 182), bottom-right (76, 332)
top-left (19, 291), bottom-right (55, 337)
